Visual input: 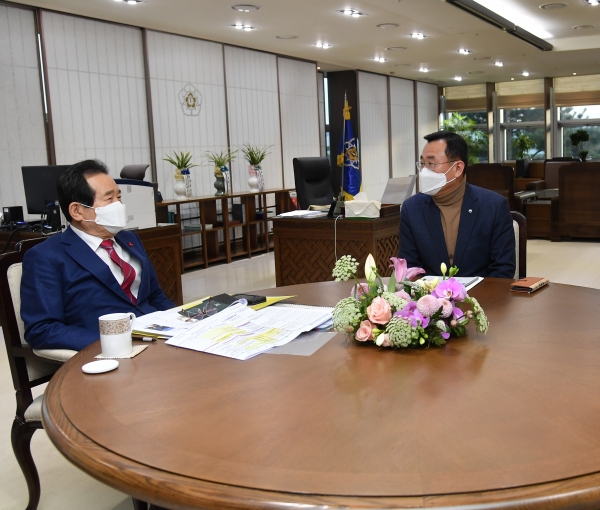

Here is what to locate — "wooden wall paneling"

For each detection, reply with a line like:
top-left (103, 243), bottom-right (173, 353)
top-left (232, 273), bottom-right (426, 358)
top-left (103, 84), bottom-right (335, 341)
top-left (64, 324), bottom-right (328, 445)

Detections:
top-left (42, 12), bottom-right (151, 176)
top-left (277, 57), bottom-right (320, 189)
top-left (389, 76), bottom-right (416, 178)
top-left (224, 46), bottom-right (283, 193)
top-left (357, 71), bottom-right (389, 200)
top-left (0, 4), bottom-right (49, 219)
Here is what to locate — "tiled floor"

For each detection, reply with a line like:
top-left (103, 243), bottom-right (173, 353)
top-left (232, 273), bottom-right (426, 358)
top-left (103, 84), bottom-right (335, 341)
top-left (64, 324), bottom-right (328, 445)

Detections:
top-left (1, 240), bottom-right (599, 510)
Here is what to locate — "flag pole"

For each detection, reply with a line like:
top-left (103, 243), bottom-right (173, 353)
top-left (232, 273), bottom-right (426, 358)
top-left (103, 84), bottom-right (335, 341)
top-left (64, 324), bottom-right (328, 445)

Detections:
top-left (339, 90), bottom-right (347, 201)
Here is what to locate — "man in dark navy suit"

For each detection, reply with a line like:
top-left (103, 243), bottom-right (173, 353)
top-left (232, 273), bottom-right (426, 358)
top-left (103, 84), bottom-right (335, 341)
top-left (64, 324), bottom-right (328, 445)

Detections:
top-left (399, 131), bottom-right (515, 278)
top-left (21, 160), bottom-right (175, 351)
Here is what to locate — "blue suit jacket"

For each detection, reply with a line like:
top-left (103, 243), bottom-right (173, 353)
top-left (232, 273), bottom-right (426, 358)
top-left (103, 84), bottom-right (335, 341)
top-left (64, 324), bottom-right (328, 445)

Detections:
top-left (21, 227), bottom-right (175, 350)
top-left (399, 183), bottom-right (515, 278)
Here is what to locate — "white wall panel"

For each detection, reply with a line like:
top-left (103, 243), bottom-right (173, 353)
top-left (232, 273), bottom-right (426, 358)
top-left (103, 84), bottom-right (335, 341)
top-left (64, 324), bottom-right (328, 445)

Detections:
top-left (0, 6), bottom-right (48, 220)
top-left (389, 77), bottom-right (416, 178)
top-left (278, 57), bottom-right (320, 188)
top-left (357, 72), bottom-right (389, 201)
top-left (146, 31), bottom-right (228, 201)
top-left (317, 72), bottom-right (326, 157)
top-left (43, 12), bottom-right (150, 177)
top-left (417, 82), bottom-right (439, 156)
top-left (224, 46), bottom-right (283, 192)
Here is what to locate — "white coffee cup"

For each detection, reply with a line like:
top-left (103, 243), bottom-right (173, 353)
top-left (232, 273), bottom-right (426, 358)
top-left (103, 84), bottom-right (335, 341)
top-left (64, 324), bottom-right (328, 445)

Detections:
top-left (99, 312), bottom-right (135, 357)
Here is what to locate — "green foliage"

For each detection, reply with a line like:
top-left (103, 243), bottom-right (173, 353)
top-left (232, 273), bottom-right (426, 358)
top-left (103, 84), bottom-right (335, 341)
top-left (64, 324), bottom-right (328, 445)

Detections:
top-left (568, 129), bottom-right (590, 161)
top-left (204, 149), bottom-right (237, 168)
top-left (163, 151), bottom-right (197, 170)
top-left (241, 144), bottom-right (272, 166)
top-left (442, 112), bottom-right (488, 165)
top-left (512, 131), bottom-right (536, 160)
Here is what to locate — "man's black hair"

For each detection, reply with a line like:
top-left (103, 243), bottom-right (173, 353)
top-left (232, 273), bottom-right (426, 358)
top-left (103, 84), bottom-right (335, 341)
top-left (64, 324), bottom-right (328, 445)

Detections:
top-left (423, 131), bottom-right (468, 169)
top-left (56, 160), bottom-right (109, 222)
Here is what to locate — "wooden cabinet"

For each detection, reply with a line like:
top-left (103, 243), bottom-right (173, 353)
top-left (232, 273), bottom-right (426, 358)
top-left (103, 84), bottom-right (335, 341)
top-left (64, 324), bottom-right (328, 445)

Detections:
top-left (157, 189), bottom-right (295, 271)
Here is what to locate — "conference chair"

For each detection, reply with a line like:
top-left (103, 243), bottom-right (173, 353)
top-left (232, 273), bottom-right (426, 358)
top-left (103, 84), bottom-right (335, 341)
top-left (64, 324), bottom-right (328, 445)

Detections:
top-left (526, 158), bottom-right (580, 191)
top-left (466, 164), bottom-right (517, 211)
top-left (511, 211), bottom-right (527, 280)
top-left (120, 164), bottom-right (149, 180)
top-left (292, 157), bottom-right (334, 210)
top-left (0, 238), bottom-right (76, 510)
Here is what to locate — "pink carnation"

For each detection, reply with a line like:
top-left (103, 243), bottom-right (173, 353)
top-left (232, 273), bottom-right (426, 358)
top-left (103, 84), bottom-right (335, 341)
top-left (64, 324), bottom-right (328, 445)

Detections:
top-left (416, 295), bottom-right (441, 317)
top-left (439, 298), bottom-right (453, 318)
top-left (395, 290), bottom-right (411, 301)
top-left (355, 320), bottom-right (373, 342)
top-left (353, 282), bottom-right (370, 298)
top-left (367, 296), bottom-right (392, 325)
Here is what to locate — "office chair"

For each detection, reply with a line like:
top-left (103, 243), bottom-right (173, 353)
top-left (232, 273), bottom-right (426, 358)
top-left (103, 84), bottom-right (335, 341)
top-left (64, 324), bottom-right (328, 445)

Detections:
top-left (466, 164), bottom-right (516, 211)
top-left (120, 164), bottom-right (149, 180)
top-left (510, 211), bottom-right (527, 280)
top-left (292, 157), bottom-right (334, 210)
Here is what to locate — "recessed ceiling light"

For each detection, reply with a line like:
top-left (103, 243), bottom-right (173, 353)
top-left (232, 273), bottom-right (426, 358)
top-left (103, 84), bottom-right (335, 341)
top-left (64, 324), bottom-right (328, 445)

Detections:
top-left (231, 4), bottom-right (260, 12)
top-left (232, 23), bottom-right (256, 31)
top-left (373, 57), bottom-right (386, 62)
top-left (511, 77), bottom-right (515, 80)
top-left (573, 72), bottom-right (577, 75)
top-left (411, 32), bottom-right (426, 39)
top-left (386, 46), bottom-right (407, 50)
top-left (583, 0), bottom-right (599, 5)
top-left (419, 67), bottom-right (429, 72)
top-left (314, 42), bottom-right (332, 49)
top-left (115, 0), bottom-right (142, 4)
top-left (473, 56), bottom-right (491, 60)
top-left (495, 61), bottom-right (504, 66)
top-left (522, 71), bottom-right (530, 76)
top-left (377, 23), bottom-right (399, 28)
top-left (573, 24), bottom-right (597, 29)
top-left (458, 49), bottom-right (471, 54)
top-left (454, 76), bottom-right (463, 81)
top-left (276, 35), bottom-right (298, 39)
top-left (539, 2), bottom-right (568, 9)
top-left (339, 8), bottom-right (365, 17)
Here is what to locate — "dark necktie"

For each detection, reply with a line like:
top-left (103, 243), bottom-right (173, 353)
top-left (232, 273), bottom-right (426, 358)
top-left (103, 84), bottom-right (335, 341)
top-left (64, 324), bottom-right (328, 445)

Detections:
top-left (99, 239), bottom-right (137, 305)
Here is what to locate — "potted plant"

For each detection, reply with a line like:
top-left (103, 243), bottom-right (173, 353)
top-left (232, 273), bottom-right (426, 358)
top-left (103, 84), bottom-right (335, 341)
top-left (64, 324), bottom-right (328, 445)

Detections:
top-left (569, 129), bottom-right (589, 161)
top-left (204, 149), bottom-right (237, 196)
top-left (442, 112), bottom-right (488, 165)
top-left (241, 144), bottom-right (272, 191)
top-left (163, 151), bottom-right (198, 199)
top-left (512, 131), bottom-right (536, 178)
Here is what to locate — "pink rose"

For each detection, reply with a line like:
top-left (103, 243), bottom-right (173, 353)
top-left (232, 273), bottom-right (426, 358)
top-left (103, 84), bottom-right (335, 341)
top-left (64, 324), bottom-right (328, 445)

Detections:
top-left (395, 290), bottom-right (411, 301)
top-left (355, 320), bottom-right (373, 342)
top-left (376, 333), bottom-right (392, 347)
top-left (367, 297), bottom-right (392, 325)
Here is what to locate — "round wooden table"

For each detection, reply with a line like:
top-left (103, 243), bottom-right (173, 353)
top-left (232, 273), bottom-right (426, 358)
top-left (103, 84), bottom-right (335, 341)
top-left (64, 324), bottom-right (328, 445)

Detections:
top-left (43, 279), bottom-right (600, 510)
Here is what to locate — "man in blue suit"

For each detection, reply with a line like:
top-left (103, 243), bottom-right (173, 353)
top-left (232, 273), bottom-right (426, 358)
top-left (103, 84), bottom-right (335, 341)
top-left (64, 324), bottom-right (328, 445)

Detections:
top-left (21, 160), bottom-right (175, 351)
top-left (399, 131), bottom-right (515, 278)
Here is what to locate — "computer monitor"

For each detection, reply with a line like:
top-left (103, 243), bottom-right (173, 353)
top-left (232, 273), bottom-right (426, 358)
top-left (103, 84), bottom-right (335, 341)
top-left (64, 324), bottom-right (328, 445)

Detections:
top-left (21, 165), bottom-right (70, 215)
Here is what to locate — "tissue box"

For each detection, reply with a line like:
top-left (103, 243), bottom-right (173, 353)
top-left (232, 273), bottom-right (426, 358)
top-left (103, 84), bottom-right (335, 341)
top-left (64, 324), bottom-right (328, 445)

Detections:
top-left (344, 200), bottom-right (381, 218)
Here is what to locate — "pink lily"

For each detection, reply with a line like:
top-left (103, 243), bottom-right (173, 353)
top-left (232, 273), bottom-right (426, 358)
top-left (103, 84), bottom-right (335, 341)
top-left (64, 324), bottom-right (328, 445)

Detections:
top-left (389, 257), bottom-right (425, 282)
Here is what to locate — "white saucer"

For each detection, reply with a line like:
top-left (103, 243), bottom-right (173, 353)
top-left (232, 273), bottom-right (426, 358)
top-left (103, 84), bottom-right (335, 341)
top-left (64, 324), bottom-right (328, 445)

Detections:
top-left (82, 359), bottom-right (119, 374)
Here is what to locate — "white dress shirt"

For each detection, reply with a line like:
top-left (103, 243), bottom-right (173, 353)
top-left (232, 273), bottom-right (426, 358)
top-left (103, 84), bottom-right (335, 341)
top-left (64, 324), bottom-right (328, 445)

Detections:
top-left (70, 225), bottom-right (142, 299)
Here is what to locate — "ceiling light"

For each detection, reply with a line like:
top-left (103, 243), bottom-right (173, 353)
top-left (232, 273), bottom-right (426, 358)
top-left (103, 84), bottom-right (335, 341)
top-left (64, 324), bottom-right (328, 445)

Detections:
top-left (573, 24), bottom-right (597, 29)
top-left (411, 32), bottom-right (426, 39)
top-left (573, 72), bottom-right (577, 75)
top-left (386, 46), bottom-right (407, 50)
top-left (276, 35), bottom-right (298, 39)
top-left (231, 4), bottom-right (260, 12)
top-left (116, 0), bottom-right (141, 3)
top-left (419, 67), bottom-right (429, 72)
top-left (373, 57), bottom-right (386, 62)
top-left (377, 23), bottom-right (399, 28)
top-left (445, 0), bottom-right (553, 51)
top-left (511, 77), bottom-right (515, 80)
top-left (454, 76), bottom-right (463, 81)
top-left (539, 2), bottom-right (568, 8)
top-left (458, 48), bottom-right (471, 54)
top-left (522, 71), bottom-right (530, 76)
top-left (317, 66), bottom-right (321, 70)
top-left (314, 42), bottom-right (332, 48)
top-left (583, 0), bottom-right (599, 5)
top-left (339, 9), bottom-right (364, 17)
top-left (495, 61), bottom-right (504, 66)
top-left (232, 23), bottom-right (256, 31)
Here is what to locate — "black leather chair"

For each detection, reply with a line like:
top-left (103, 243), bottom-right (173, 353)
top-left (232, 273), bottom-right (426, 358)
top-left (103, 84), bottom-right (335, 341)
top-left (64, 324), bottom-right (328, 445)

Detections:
top-left (292, 157), bottom-right (334, 210)
top-left (120, 164), bottom-right (149, 180)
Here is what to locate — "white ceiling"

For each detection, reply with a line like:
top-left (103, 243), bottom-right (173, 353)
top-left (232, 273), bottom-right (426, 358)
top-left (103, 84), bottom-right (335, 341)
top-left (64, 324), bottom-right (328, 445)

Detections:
top-left (16, 0), bottom-right (600, 86)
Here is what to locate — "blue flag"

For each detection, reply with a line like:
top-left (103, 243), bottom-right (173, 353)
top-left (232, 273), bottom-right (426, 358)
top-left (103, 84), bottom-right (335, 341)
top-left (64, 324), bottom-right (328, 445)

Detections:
top-left (336, 101), bottom-right (361, 199)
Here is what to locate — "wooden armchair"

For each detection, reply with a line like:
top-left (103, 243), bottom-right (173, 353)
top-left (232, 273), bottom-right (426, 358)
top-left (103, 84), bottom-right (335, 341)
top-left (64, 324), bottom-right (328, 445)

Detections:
top-left (466, 164), bottom-right (517, 211)
top-left (551, 163), bottom-right (600, 241)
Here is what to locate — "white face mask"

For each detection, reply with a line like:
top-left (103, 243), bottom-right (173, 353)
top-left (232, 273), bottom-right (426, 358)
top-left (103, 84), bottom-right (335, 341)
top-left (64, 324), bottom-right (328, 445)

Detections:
top-left (80, 201), bottom-right (127, 234)
top-left (419, 162), bottom-right (457, 196)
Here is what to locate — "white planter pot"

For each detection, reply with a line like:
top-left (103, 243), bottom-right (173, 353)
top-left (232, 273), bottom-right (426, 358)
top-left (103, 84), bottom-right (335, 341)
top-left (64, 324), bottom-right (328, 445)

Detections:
top-left (174, 178), bottom-right (187, 200)
top-left (248, 174), bottom-right (259, 192)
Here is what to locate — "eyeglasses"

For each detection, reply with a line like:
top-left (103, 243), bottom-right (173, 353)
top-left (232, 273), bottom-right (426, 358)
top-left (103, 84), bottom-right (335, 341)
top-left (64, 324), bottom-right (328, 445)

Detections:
top-left (180, 299), bottom-right (219, 322)
top-left (416, 160), bottom-right (458, 171)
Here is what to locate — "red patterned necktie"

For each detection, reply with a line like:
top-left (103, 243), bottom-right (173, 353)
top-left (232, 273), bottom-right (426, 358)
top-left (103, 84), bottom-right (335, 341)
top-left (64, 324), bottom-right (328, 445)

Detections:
top-left (99, 239), bottom-right (137, 305)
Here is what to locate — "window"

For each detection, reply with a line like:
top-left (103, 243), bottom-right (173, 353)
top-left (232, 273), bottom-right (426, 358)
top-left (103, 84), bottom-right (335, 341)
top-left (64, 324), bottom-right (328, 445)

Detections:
top-left (500, 107), bottom-right (545, 160)
top-left (559, 105), bottom-right (600, 160)
top-left (443, 110), bottom-right (488, 163)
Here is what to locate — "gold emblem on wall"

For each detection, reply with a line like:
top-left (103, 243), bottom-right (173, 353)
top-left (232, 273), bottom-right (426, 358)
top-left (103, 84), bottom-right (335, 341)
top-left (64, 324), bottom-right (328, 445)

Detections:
top-left (178, 83), bottom-right (202, 116)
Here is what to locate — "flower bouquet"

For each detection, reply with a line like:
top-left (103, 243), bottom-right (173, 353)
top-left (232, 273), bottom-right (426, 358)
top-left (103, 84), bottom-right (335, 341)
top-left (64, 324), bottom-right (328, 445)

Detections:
top-left (331, 254), bottom-right (488, 349)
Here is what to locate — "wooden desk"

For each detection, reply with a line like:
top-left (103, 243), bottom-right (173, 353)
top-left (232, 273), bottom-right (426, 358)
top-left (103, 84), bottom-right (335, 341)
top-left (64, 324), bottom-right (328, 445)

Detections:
top-left (0, 225), bottom-right (182, 305)
top-left (42, 279), bottom-right (600, 510)
top-left (273, 215), bottom-right (399, 286)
